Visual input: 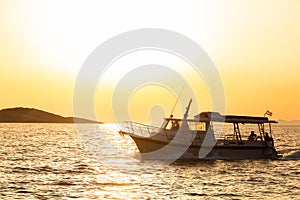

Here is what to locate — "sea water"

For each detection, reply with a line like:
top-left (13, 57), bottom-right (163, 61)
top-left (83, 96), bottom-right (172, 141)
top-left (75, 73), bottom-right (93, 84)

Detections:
top-left (1, 123), bottom-right (300, 199)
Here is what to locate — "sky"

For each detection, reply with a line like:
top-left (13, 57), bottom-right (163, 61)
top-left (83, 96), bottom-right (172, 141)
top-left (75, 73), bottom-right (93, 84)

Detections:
top-left (1, 0), bottom-right (300, 123)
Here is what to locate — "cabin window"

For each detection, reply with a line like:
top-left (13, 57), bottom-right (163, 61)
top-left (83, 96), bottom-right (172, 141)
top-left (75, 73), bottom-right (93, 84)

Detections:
top-left (197, 122), bottom-right (206, 131)
top-left (188, 122), bottom-right (206, 131)
top-left (165, 120), bottom-right (182, 131)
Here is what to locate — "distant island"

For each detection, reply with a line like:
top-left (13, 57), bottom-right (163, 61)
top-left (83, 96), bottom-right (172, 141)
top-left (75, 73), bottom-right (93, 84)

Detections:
top-left (277, 119), bottom-right (300, 126)
top-left (0, 107), bottom-right (102, 123)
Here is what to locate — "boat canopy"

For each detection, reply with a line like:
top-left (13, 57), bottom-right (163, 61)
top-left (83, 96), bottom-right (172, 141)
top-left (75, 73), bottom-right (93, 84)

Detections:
top-left (194, 112), bottom-right (278, 124)
top-left (164, 112), bottom-right (277, 124)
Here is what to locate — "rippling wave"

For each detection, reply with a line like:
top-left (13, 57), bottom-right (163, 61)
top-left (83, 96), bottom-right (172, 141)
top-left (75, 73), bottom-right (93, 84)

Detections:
top-left (1, 123), bottom-right (300, 199)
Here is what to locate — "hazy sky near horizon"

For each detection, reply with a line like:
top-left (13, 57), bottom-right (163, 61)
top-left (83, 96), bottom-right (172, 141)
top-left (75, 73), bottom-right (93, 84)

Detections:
top-left (1, 0), bottom-right (300, 122)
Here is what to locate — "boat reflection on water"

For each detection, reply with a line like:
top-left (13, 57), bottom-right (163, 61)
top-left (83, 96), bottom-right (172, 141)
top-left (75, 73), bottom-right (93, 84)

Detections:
top-left (119, 99), bottom-right (281, 160)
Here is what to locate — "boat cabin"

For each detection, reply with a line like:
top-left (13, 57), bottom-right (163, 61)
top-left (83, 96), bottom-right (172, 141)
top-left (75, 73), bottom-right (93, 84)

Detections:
top-left (161, 112), bottom-right (277, 145)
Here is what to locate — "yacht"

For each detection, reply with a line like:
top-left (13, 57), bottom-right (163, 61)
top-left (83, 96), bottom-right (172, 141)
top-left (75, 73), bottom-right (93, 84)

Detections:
top-left (119, 99), bottom-right (281, 160)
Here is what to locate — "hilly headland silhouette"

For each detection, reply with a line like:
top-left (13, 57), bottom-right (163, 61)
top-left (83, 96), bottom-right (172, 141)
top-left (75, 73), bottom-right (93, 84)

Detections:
top-left (0, 107), bottom-right (101, 123)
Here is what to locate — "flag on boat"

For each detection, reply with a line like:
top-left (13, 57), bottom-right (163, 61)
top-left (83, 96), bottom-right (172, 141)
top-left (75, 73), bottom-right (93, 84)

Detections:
top-left (265, 110), bottom-right (273, 117)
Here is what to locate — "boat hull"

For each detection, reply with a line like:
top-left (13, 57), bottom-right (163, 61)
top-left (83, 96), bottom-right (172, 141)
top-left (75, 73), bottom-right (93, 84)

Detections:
top-left (129, 136), bottom-right (279, 160)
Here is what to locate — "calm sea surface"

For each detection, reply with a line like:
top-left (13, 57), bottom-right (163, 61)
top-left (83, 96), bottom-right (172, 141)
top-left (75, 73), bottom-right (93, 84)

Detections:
top-left (1, 123), bottom-right (300, 199)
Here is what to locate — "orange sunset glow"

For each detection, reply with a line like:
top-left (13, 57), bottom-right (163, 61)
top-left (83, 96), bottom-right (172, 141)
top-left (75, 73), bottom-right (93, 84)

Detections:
top-left (1, 0), bottom-right (300, 122)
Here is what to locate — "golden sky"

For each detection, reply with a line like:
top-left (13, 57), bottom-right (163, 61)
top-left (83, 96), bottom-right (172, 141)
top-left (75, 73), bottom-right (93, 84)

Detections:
top-left (1, 0), bottom-right (300, 122)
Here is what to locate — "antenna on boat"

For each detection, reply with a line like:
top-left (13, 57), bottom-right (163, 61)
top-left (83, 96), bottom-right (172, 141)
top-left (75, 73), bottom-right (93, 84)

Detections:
top-left (169, 84), bottom-right (185, 118)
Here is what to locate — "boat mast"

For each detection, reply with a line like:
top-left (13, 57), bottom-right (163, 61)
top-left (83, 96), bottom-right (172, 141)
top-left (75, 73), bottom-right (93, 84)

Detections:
top-left (184, 99), bottom-right (192, 119)
top-left (179, 99), bottom-right (192, 132)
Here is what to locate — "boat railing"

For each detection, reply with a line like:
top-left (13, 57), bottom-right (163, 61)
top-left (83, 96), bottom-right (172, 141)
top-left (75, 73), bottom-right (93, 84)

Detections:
top-left (122, 121), bottom-right (161, 138)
